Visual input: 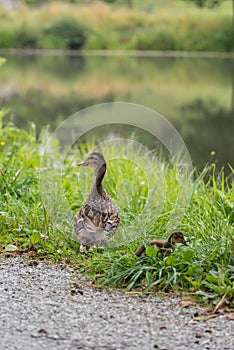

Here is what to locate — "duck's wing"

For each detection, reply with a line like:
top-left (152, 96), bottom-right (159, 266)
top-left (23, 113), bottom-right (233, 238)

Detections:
top-left (75, 199), bottom-right (120, 231)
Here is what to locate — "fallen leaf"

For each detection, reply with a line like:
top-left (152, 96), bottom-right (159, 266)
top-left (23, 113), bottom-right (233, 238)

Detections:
top-left (4, 244), bottom-right (18, 252)
top-left (180, 300), bottom-right (193, 308)
top-left (187, 320), bottom-right (198, 325)
top-left (214, 298), bottom-right (227, 313)
top-left (193, 314), bottom-right (217, 321)
top-left (226, 313), bottom-right (234, 320)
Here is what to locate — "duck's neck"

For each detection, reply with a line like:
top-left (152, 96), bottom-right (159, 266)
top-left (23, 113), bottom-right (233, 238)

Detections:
top-left (93, 164), bottom-right (107, 195)
top-left (167, 234), bottom-right (175, 248)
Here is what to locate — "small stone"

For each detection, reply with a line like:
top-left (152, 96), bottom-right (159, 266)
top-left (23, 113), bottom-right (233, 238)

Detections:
top-left (195, 333), bottom-right (203, 338)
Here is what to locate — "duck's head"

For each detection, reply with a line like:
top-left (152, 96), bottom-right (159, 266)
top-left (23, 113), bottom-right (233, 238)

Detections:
top-left (78, 152), bottom-right (106, 173)
top-left (169, 231), bottom-right (188, 246)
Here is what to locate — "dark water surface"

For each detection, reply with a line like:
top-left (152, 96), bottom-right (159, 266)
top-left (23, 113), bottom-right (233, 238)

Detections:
top-left (0, 54), bottom-right (233, 171)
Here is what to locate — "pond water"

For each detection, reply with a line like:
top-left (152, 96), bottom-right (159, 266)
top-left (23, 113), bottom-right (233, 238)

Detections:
top-left (0, 53), bottom-right (233, 172)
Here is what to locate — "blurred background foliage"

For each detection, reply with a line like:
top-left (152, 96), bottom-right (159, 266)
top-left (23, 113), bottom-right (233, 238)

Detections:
top-left (0, 0), bottom-right (233, 51)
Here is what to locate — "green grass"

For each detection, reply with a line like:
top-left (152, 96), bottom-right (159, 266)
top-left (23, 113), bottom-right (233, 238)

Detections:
top-left (0, 1), bottom-right (233, 52)
top-left (0, 115), bottom-right (233, 308)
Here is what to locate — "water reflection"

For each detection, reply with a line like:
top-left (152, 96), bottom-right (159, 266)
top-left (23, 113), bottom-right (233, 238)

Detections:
top-left (180, 98), bottom-right (234, 172)
top-left (0, 54), bottom-right (233, 171)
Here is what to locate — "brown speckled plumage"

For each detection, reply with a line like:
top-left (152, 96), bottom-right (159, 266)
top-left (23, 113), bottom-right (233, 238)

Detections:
top-left (135, 231), bottom-right (188, 257)
top-left (74, 152), bottom-right (120, 251)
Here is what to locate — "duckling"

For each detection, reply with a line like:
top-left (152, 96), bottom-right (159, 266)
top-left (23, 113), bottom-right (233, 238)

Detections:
top-left (135, 231), bottom-right (188, 257)
top-left (74, 152), bottom-right (120, 251)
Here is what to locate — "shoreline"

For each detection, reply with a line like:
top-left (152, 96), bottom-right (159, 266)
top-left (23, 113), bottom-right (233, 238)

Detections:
top-left (1, 48), bottom-right (234, 59)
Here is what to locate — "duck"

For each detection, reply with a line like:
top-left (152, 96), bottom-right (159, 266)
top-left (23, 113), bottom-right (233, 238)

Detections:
top-left (74, 152), bottom-right (120, 251)
top-left (134, 231), bottom-right (188, 257)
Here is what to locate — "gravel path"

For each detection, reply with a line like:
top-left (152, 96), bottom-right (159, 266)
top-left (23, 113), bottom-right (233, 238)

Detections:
top-left (0, 257), bottom-right (233, 350)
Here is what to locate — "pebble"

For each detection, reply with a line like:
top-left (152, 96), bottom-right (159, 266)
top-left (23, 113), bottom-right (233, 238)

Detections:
top-left (0, 256), bottom-right (233, 350)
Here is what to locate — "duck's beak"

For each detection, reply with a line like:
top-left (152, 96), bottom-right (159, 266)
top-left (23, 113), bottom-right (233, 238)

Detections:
top-left (77, 161), bottom-right (87, 166)
top-left (183, 240), bottom-right (188, 246)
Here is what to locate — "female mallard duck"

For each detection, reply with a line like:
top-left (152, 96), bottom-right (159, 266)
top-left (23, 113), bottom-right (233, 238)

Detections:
top-left (135, 231), bottom-right (188, 257)
top-left (74, 152), bottom-right (120, 251)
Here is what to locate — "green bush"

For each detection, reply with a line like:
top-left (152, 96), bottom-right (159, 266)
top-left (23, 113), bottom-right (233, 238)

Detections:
top-left (0, 25), bottom-right (17, 48)
top-left (16, 25), bottom-right (39, 48)
top-left (133, 27), bottom-right (177, 50)
top-left (0, 23), bottom-right (40, 49)
top-left (213, 25), bottom-right (234, 52)
top-left (43, 17), bottom-right (87, 50)
top-left (86, 32), bottom-right (120, 50)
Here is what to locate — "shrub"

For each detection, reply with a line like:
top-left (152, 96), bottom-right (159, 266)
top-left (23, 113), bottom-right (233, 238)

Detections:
top-left (213, 25), bottom-right (234, 52)
top-left (86, 32), bottom-right (120, 50)
top-left (16, 25), bottom-right (39, 48)
top-left (133, 27), bottom-right (177, 50)
top-left (43, 17), bottom-right (87, 50)
top-left (0, 25), bottom-right (17, 48)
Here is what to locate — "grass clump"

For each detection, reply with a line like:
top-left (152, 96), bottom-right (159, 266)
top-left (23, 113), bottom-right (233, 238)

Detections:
top-left (0, 116), bottom-right (233, 308)
top-left (77, 164), bottom-right (233, 308)
top-left (0, 117), bottom-right (80, 259)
